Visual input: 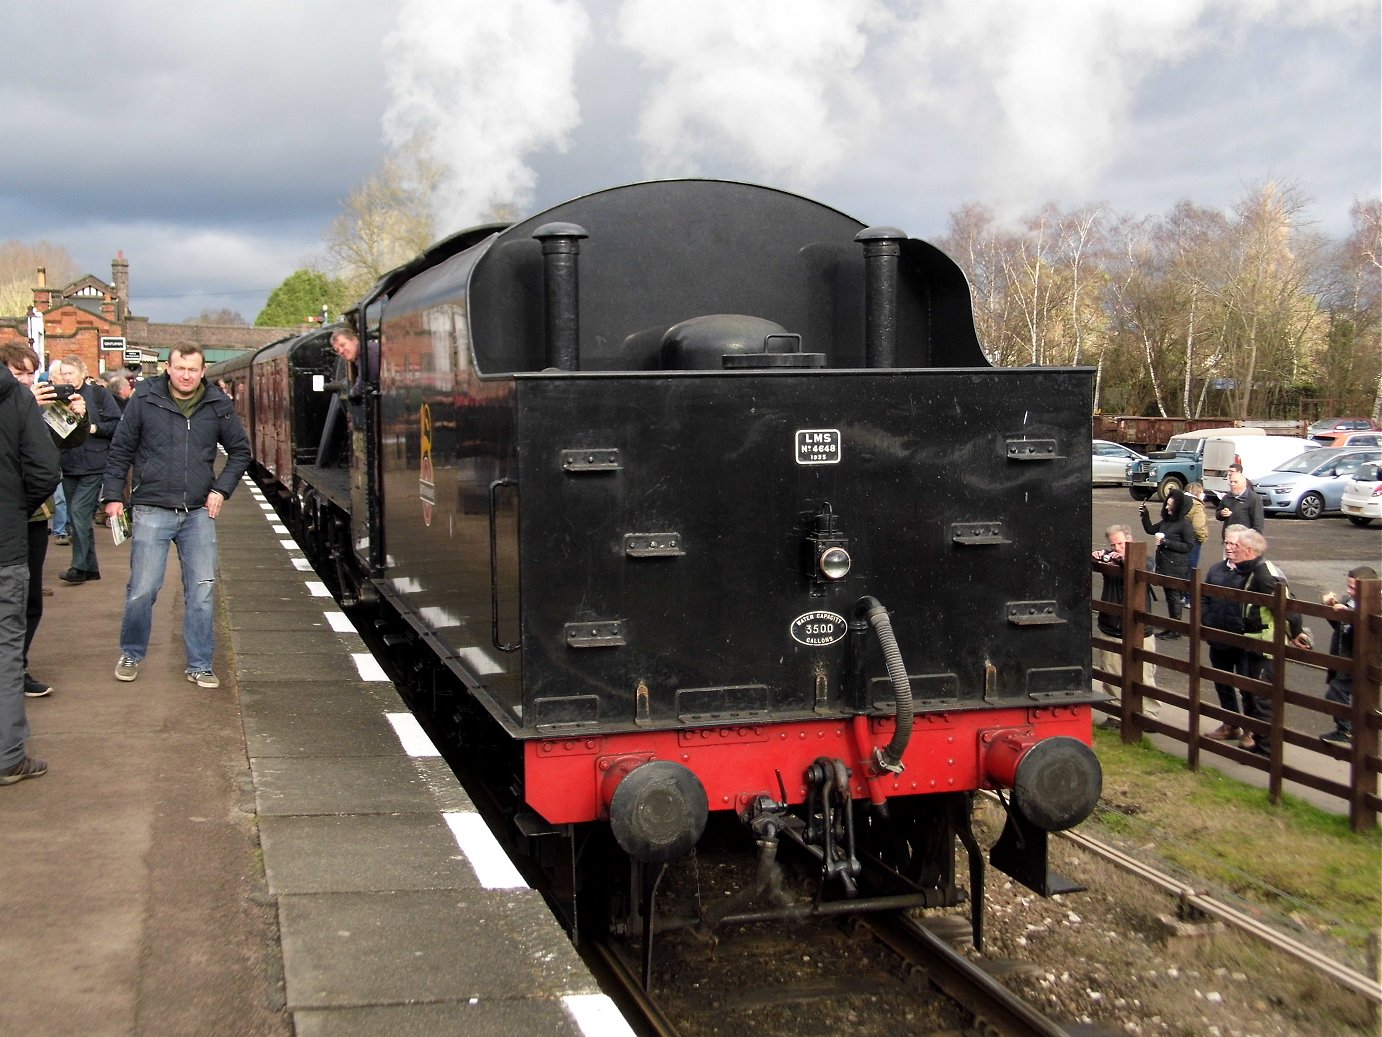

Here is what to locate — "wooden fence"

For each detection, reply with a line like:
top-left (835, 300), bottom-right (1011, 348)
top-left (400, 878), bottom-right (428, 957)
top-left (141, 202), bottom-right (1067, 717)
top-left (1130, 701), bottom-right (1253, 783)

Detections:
top-left (1091, 540), bottom-right (1381, 832)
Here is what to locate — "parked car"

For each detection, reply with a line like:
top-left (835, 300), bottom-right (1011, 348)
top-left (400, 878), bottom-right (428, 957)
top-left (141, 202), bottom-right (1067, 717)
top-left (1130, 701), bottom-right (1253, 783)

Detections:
top-left (1253, 448), bottom-right (1382, 519)
top-left (1340, 461), bottom-right (1382, 527)
top-left (1092, 440), bottom-right (1146, 486)
top-left (1307, 417), bottom-right (1378, 435)
top-left (1308, 429), bottom-right (1382, 449)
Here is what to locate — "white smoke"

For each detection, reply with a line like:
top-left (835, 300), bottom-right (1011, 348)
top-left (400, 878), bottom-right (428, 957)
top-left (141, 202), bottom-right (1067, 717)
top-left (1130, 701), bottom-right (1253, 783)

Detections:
top-left (613, 0), bottom-right (881, 187)
top-left (379, 0), bottom-right (1375, 229)
top-left (382, 0), bottom-right (591, 229)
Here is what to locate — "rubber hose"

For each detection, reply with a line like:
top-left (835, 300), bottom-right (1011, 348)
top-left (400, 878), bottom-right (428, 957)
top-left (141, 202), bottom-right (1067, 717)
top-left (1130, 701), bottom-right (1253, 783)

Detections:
top-left (857, 596), bottom-right (913, 770)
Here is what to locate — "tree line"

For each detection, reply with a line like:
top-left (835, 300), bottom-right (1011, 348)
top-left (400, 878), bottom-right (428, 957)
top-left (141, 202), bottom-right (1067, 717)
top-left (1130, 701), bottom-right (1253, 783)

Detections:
top-left (938, 183), bottom-right (1381, 421)
top-left (3, 171), bottom-right (1376, 422)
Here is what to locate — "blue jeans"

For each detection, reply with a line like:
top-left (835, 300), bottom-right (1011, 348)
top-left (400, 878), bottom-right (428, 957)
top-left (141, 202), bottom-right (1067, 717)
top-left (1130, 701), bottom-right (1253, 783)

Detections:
top-left (119, 506), bottom-right (218, 673)
top-left (1, 561), bottom-right (30, 770)
top-left (62, 473), bottom-right (104, 573)
top-left (52, 483), bottom-right (68, 536)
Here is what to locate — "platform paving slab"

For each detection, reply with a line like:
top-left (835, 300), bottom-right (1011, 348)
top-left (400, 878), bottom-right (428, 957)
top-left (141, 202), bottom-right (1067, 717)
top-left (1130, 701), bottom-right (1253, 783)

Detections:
top-left (259, 813), bottom-right (487, 894)
top-left (278, 889), bottom-right (600, 1008)
top-left (252, 755), bottom-right (472, 816)
top-left (227, 627), bottom-right (369, 656)
top-left (242, 696), bottom-right (406, 757)
top-left (292, 1000), bottom-right (597, 1037)
top-left (235, 646), bottom-right (375, 682)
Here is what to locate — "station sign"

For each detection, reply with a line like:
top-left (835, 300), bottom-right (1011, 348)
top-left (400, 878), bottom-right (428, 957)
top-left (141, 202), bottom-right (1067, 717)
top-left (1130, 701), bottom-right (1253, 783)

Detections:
top-left (100, 336), bottom-right (127, 351)
top-left (123, 347), bottom-right (143, 364)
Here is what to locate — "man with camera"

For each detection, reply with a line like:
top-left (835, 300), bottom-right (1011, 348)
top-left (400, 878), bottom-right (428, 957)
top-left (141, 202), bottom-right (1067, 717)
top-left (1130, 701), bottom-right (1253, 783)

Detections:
top-left (1092, 524), bottom-right (1161, 729)
top-left (1319, 565), bottom-right (1378, 745)
top-left (52, 357), bottom-right (122, 586)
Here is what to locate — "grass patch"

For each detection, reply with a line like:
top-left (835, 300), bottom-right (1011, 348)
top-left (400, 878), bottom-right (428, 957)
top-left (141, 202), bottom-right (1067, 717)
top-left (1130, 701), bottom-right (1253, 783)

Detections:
top-left (1089, 730), bottom-right (1381, 948)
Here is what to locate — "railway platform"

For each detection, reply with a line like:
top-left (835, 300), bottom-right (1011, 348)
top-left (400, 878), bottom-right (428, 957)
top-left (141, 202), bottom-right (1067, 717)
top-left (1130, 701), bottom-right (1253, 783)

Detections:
top-left (0, 479), bottom-right (630, 1037)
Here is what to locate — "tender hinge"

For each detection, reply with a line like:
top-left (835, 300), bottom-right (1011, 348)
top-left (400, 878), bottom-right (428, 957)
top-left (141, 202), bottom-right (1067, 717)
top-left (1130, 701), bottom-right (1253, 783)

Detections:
top-left (1005, 438), bottom-right (1058, 461)
top-left (951, 522), bottom-right (1010, 546)
top-left (1006, 601), bottom-right (1065, 626)
top-left (562, 448), bottom-right (622, 472)
top-left (565, 620), bottom-right (626, 647)
top-left (625, 532), bottom-right (685, 557)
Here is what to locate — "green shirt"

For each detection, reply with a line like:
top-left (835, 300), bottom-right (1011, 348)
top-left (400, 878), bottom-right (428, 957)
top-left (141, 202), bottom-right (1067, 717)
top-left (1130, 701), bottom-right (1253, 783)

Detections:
top-left (173, 383), bottom-right (206, 418)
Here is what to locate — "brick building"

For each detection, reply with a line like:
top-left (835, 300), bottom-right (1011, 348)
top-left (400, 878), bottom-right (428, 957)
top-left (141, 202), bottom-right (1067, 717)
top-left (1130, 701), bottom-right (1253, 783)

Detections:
top-left (0, 252), bottom-right (298, 374)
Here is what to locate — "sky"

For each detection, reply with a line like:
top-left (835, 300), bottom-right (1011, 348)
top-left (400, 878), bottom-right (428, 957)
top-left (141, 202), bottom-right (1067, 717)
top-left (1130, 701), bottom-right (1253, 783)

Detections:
top-left (3, 0), bottom-right (1377, 324)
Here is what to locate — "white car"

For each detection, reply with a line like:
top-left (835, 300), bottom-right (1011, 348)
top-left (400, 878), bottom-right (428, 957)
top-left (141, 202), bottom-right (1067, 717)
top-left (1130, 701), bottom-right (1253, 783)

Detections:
top-left (1340, 461), bottom-right (1382, 527)
top-left (1092, 440), bottom-right (1146, 486)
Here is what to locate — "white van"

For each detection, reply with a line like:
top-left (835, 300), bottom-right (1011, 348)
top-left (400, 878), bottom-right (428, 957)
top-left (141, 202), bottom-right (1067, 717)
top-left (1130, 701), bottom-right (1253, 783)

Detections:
top-left (1202, 435), bottom-right (1319, 494)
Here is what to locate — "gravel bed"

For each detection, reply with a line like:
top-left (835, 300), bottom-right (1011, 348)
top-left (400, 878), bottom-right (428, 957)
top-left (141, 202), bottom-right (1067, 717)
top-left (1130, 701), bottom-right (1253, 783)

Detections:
top-left (966, 800), bottom-right (1375, 1036)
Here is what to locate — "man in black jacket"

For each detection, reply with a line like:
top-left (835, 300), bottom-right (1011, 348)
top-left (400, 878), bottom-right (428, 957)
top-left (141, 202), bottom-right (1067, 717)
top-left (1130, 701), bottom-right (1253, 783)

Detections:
top-left (1320, 565), bottom-right (1378, 744)
top-left (0, 362), bottom-right (61, 784)
top-left (101, 344), bottom-right (250, 690)
top-left (53, 356), bottom-right (122, 585)
top-left (1092, 523), bottom-right (1161, 729)
top-left (1215, 470), bottom-right (1264, 540)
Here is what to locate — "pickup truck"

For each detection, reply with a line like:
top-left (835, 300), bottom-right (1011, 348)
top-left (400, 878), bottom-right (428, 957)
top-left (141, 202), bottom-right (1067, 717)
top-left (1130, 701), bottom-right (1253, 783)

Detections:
top-left (1126, 427), bottom-right (1260, 501)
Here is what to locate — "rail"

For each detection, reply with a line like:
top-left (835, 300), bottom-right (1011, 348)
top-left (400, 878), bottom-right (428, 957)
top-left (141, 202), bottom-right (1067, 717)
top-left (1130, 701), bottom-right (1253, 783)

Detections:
top-left (1091, 541), bottom-right (1381, 832)
top-left (861, 914), bottom-right (1075, 1037)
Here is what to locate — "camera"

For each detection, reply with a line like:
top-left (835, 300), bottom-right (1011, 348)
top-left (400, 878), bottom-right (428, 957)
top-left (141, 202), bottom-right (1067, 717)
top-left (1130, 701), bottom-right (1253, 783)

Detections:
top-left (52, 383), bottom-right (76, 402)
top-left (1096, 548), bottom-right (1118, 563)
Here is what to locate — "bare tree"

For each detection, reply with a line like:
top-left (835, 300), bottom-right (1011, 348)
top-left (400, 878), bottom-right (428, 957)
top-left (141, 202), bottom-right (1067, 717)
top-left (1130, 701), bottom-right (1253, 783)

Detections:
top-left (1217, 182), bottom-right (1315, 418)
top-left (1056, 205), bottom-right (1107, 368)
top-left (324, 149), bottom-right (442, 294)
top-left (0, 240), bottom-right (80, 316)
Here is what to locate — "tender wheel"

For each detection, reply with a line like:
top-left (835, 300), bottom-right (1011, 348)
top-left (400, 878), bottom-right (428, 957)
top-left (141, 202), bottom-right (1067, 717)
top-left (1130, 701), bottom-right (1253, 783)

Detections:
top-left (1129, 487), bottom-right (1153, 502)
top-left (1348, 515), bottom-right (1375, 527)
top-left (1156, 475), bottom-right (1184, 501)
top-left (1296, 492), bottom-right (1325, 520)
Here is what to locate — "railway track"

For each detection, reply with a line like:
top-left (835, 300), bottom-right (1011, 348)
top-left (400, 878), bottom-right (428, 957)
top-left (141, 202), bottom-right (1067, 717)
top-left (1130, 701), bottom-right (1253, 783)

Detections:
top-left (588, 902), bottom-right (1108, 1037)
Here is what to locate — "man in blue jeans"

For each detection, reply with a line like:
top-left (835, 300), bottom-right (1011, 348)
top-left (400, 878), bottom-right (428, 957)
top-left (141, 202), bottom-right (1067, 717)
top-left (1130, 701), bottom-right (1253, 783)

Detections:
top-left (101, 344), bottom-right (250, 688)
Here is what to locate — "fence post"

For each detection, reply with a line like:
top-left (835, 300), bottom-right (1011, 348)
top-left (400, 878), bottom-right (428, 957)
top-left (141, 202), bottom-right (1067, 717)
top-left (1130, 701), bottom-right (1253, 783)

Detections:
top-left (1264, 580), bottom-right (1289, 803)
top-left (1349, 578), bottom-right (1380, 833)
top-left (1120, 540), bottom-right (1150, 741)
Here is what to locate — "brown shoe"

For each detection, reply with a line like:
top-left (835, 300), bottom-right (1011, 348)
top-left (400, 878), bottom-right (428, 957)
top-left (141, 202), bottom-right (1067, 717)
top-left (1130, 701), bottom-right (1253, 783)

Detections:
top-left (1238, 733), bottom-right (1257, 750)
top-left (0, 756), bottom-right (48, 785)
top-left (1205, 723), bottom-right (1243, 741)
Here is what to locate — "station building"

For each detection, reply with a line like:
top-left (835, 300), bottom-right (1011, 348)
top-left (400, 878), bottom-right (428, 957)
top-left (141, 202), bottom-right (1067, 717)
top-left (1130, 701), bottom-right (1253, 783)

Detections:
top-left (0, 252), bottom-right (297, 375)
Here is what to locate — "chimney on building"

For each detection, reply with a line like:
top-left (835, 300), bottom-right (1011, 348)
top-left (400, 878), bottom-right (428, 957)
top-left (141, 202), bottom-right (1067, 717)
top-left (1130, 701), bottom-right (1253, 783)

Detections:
top-left (34, 267), bottom-right (52, 312)
top-left (112, 251), bottom-right (129, 320)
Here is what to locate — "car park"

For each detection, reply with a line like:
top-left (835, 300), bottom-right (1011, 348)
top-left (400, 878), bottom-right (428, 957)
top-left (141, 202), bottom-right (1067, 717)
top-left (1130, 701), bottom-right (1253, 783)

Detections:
top-left (1253, 448), bottom-right (1382, 519)
top-left (1092, 439), bottom-right (1146, 486)
top-left (1340, 461), bottom-right (1382, 527)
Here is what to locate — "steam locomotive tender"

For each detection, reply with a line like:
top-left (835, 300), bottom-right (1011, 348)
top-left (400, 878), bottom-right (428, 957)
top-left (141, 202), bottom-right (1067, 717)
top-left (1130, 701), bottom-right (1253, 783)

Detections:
top-left (221, 180), bottom-right (1103, 955)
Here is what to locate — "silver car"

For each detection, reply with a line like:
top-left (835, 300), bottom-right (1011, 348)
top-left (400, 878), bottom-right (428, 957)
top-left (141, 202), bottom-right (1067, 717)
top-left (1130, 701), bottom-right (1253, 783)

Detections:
top-left (1253, 448), bottom-right (1382, 519)
top-left (1092, 440), bottom-right (1146, 486)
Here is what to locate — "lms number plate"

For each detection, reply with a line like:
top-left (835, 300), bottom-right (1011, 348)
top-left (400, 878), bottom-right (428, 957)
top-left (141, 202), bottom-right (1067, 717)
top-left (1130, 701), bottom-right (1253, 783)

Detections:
top-left (796, 429), bottom-right (841, 465)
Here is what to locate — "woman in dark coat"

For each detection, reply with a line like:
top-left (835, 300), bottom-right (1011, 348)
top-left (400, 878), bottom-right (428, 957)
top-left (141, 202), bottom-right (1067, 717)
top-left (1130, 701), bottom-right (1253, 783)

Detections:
top-left (1139, 488), bottom-right (1195, 636)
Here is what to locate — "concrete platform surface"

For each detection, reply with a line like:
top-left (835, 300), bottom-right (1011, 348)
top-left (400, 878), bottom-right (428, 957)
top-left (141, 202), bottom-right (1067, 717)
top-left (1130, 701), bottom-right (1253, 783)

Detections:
top-left (1, 478), bottom-right (626, 1037)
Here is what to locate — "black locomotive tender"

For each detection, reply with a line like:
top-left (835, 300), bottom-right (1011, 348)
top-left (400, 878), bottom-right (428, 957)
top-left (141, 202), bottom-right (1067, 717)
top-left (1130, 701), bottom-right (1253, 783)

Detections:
top-left (214, 179), bottom-right (1103, 957)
